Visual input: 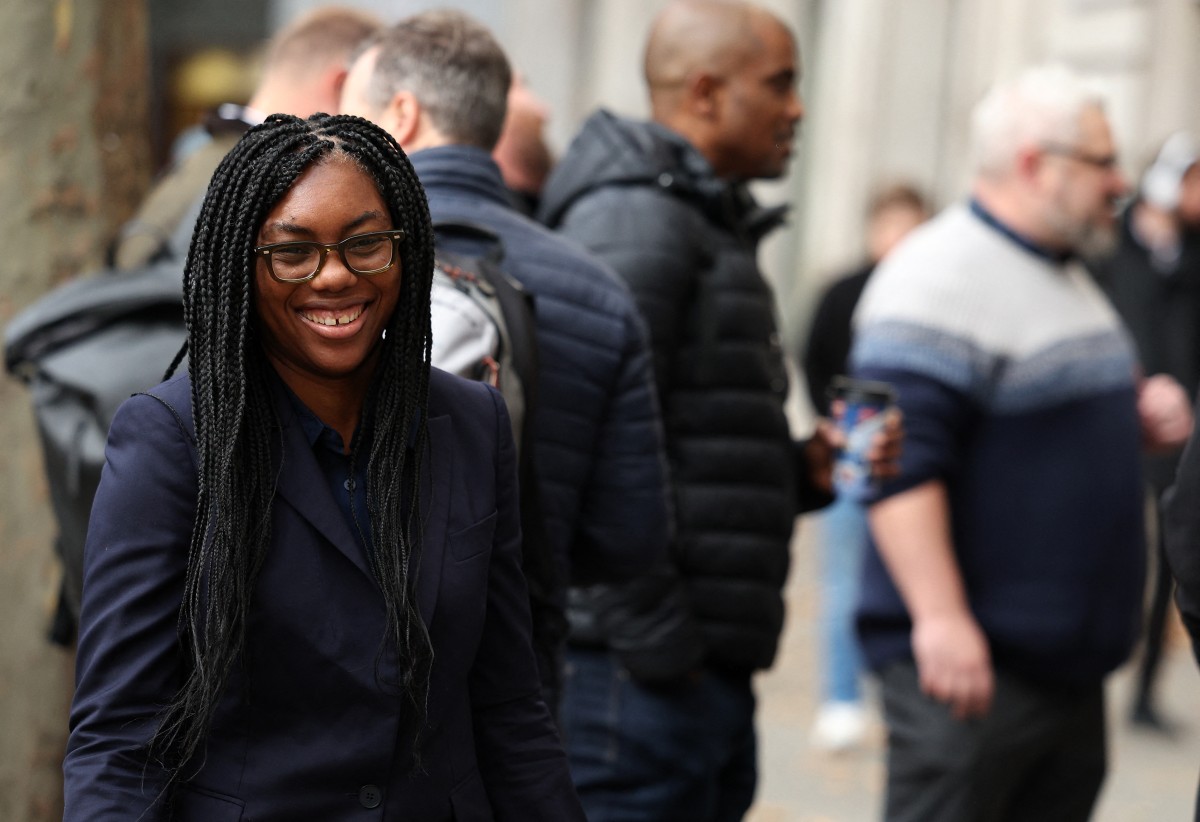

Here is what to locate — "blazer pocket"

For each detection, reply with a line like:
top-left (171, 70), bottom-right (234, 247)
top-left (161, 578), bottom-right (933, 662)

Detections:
top-left (176, 784), bottom-right (245, 822)
top-left (449, 767), bottom-right (495, 821)
top-left (449, 510), bottom-right (497, 563)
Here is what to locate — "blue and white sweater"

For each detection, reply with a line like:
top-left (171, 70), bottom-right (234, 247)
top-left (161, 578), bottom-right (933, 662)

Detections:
top-left (850, 202), bottom-right (1146, 686)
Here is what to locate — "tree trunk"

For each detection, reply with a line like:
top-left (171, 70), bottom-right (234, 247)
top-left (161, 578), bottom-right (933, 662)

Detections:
top-left (0, 1), bottom-right (149, 819)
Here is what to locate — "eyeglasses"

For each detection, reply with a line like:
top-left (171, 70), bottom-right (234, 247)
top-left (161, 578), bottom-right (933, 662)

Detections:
top-left (1040, 143), bottom-right (1119, 171)
top-left (254, 230), bottom-right (406, 283)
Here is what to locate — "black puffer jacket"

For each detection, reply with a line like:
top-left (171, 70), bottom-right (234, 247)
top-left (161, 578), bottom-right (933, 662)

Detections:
top-left (539, 110), bottom-right (828, 678)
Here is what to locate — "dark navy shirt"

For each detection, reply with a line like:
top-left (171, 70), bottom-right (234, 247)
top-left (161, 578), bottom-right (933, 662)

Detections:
top-left (284, 389), bottom-right (374, 559)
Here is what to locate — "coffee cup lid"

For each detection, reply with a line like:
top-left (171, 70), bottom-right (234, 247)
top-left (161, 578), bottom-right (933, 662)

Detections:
top-left (828, 375), bottom-right (895, 405)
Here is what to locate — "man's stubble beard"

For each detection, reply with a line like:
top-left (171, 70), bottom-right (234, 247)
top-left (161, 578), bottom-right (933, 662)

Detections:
top-left (1043, 187), bottom-right (1120, 260)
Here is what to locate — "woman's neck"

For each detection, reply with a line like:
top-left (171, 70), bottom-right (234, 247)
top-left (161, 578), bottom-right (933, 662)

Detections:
top-left (266, 358), bottom-right (377, 453)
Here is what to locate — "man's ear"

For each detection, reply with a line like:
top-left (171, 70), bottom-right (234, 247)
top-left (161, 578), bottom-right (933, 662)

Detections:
top-left (382, 90), bottom-right (423, 148)
top-left (687, 72), bottom-right (724, 120)
top-left (1014, 143), bottom-right (1044, 184)
top-left (328, 67), bottom-right (349, 112)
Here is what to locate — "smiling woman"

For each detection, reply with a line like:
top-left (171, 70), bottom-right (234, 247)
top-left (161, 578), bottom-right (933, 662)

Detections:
top-left (252, 158), bottom-right (405, 446)
top-left (62, 113), bottom-right (584, 822)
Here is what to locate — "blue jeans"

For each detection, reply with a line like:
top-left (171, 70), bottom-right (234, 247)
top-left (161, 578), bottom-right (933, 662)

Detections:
top-left (818, 493), bottom-right (868, 703)
top-left (561, 648), bottom-right (757, 822)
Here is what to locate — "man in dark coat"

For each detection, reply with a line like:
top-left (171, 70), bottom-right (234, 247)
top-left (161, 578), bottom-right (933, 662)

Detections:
top-left (538, 2), bottom-right (899, 818)
top-left (340, 10), bottom-right (673, 712)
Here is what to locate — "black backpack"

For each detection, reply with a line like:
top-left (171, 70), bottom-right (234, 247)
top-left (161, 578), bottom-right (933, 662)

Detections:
top-left (431, 221), bottom-right (566, 695)
top-left (4, 260), bottom-right (187, 643)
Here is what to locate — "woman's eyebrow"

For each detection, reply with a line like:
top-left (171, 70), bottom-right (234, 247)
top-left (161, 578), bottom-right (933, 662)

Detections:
top-left (259, 211), bottom-right (388, 239)
top-left (261, 220), bottom-right (313, 238)
top-left (344, 210), bottom-right (388, 231)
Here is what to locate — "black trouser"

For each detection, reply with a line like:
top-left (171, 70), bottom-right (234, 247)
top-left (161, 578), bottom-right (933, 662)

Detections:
top-left (880, 661), bottom-right (1106, 822)
top-left (1133, 487), bottom-right (1175, 714)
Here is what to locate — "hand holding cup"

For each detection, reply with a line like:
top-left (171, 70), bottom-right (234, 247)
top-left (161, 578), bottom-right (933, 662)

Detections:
top-left (828, 376), bottom-right (902, 500)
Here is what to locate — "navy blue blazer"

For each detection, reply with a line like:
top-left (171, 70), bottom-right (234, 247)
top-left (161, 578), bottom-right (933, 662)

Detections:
top-left (63, 368), bottom-right (584, 821)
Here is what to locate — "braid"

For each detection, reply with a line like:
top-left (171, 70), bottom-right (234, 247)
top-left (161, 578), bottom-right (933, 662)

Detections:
top-left (314, 115), bottom-right (438, 728)
top-left (148, 114), bottom-right (436, 786)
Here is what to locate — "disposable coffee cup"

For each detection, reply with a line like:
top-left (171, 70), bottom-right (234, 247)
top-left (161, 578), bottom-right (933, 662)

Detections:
top-left (828, 376), bottom-right (895, 501)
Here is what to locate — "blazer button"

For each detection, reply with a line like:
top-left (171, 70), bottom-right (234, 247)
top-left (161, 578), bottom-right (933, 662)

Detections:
top-left (358, 784), bottom-right (382, 809)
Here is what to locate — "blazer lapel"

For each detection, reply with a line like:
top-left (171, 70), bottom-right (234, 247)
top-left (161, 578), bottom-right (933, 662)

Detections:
top-left (417, 411), bottom-right (452, 626)
top-left (268, 382), bottom-right (453, 615)
top-left (272, 391), bottom-right (376, 582)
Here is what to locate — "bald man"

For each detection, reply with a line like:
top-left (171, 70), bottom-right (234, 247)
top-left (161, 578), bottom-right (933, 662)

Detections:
top-left (640, 0), bottom-right (802, 180)
top-left (539, 2), bottom-right (898, 819)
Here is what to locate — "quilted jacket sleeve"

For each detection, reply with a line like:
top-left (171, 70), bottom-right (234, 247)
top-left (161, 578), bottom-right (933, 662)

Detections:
top-left (554, 183), bottom-right (708, 413)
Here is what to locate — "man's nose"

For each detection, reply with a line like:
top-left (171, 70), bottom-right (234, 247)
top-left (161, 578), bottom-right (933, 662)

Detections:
top-left (789, 93), bottom-right (806, 125)
top-left (1111, 167), bottom-right (1131, 198)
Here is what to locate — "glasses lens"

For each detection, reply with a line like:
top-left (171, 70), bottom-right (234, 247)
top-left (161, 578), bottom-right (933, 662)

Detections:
top-left (343, 233), bottom-right (395, 273)
top-left (259, 231), bottom-right (399, 282)
top-left (270, 243), bottom-right (321, 281)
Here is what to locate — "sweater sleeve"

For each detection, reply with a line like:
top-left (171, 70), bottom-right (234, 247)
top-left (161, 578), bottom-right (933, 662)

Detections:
top-left (850, 320), bottom-right (985, 500)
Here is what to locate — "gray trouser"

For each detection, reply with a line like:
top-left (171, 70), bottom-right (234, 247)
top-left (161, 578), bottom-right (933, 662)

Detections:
top-left (880, 660), bottom-right (1106, 822)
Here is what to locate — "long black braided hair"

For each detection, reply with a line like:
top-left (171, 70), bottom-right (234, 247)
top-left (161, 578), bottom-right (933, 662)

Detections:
top-left (151, 113), bottom-right (436, 784)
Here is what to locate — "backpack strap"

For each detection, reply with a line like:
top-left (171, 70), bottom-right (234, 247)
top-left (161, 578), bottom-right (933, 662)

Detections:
top-left (432, 219), bottom-right (506, 265)
top-left (432, 221), bottom-right (541, 442)
top-left (430, 221), bottom-right (566, 674)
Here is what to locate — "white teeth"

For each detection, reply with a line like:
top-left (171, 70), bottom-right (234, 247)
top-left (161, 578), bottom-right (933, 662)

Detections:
top-left (302, 306), bottom-right (363, 326)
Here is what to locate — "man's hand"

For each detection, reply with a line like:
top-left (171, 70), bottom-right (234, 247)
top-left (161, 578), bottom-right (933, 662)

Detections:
top-left (806, 406), bottom-right (905, 494)
top-left (866, 406), bottom-right (904, 480)
top-left (1139, 373), bottom-right (1193, 453)
top-left (805, 418), bottom-right (841, 494)
top-left (911, 609), bottom-right (994, 719)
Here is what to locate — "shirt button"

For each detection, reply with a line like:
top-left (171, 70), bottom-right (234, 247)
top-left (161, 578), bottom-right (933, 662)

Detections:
top-left (358, 784), bottom-right (382, 809)
top-left (344, 478), bottom-right (355, 492)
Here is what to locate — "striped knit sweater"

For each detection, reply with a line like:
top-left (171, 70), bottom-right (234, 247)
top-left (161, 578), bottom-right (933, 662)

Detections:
top-left (850, 202), bottom-right (1146, 685)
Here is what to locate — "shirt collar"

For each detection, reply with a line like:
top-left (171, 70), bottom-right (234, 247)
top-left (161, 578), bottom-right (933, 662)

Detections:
top-left (969, 198), bottom-right (1074, 265)
top-left (273, 372), bottom-right (361, 455)
top-left (288, 392), bottom-right (346, 453)
top-left (410, 145), bottom-right (512, 208)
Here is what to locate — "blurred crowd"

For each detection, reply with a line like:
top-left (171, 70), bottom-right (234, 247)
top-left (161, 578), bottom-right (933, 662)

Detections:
top-left (8, 1), bottom-right (1200, 820)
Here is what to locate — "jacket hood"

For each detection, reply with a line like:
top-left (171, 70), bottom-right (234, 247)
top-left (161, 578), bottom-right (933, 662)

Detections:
top-left (539, 110), bottom-right (789, 240)
top-left (539, 110), bottom-right (720, 227)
